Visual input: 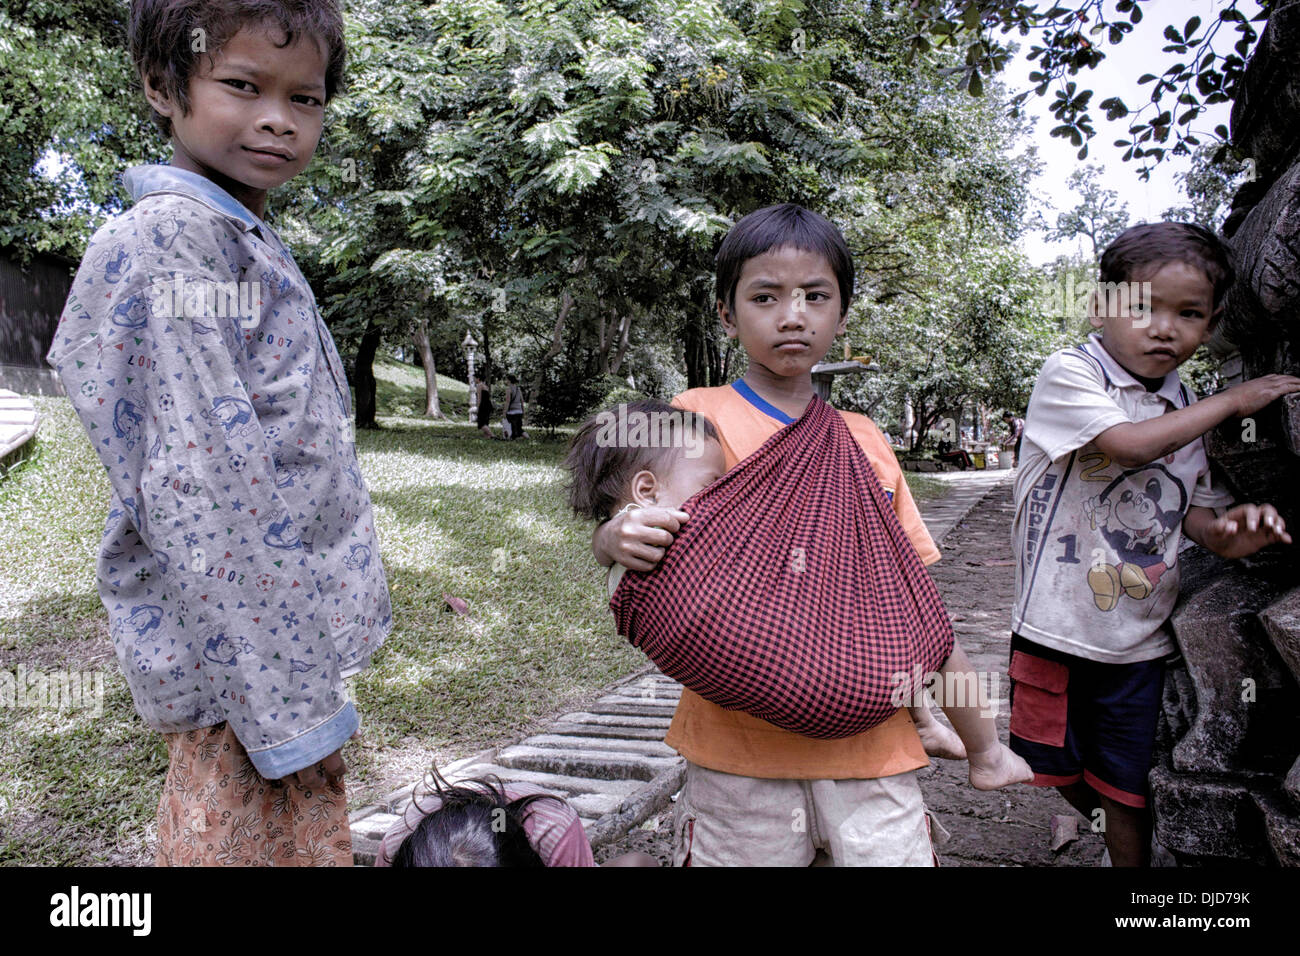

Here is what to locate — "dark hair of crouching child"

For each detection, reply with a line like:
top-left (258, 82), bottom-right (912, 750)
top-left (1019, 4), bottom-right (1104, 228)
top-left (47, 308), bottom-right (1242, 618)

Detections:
top-left (390, 768), bottom-right (559, 867)
top-left (564, 399), bottom-right (721, 523)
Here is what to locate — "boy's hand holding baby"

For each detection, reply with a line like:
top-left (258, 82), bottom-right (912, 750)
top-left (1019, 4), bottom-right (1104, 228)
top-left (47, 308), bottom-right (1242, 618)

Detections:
top-left (594, 506), bottom-right (692, 571)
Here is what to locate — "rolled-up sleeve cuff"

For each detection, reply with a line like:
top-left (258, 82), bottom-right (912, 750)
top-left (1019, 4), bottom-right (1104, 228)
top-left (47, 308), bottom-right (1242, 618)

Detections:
top-left (244, 702), bottom-right (359, 779)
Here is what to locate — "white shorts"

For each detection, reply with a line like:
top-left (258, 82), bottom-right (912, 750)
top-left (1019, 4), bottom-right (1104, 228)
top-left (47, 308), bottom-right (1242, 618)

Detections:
top-left (672, 761), bottom-right (942, 867)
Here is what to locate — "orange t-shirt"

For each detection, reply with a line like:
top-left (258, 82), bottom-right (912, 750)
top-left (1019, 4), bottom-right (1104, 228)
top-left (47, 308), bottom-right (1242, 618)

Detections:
top-left (664, 383), bottom-right (939, 780)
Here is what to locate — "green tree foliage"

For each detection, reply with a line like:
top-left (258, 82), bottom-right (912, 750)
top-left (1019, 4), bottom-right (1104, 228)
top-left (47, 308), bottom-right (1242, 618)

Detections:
top-left (840, 241), bottom-right (1070, 449)
top-left (0, 1), bottom-right (165, 258)
top-left (286, 0), bottom-right (1064, 428)
top-left (1047, 163), bottom-right (1130, 259)
top-left (906, 0), bottom-right (1270, 177)
top-left (1160, 141), bottom-right (1254, 230)
top-left (1, 0), bottom-right (1093, 436)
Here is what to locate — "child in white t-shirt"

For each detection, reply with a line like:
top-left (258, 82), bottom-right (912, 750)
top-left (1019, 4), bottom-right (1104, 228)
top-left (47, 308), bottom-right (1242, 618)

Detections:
top-left (1009, 222), bottom-right (1300, 866)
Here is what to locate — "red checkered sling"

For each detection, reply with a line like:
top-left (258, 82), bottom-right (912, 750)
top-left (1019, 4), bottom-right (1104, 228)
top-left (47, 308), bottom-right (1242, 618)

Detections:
top-left (609, 392), bottom-right (954, 738)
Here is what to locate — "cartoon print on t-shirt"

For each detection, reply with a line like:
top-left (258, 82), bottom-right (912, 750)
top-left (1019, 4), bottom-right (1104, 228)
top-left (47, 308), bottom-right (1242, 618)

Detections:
top-left (110, 293), bottom-right (149, 330)
top-left (112, 393), bottom-right (146, 449)
top-left (201, 394), bottom-right (257, 439)
top-left (1082, 465), bottom-right (1188, 611)
top-left (203, 630), bottom-right (254, 667)
top-left (93, 242), bottom-right (130, 283)
top-left (259, 507), bottom-right (300, 550)
top-left (122, 604), bottom-right (164, 642)
top-left (150, 216), bottom-right (185, 251)
top-left (343, 543), bottom-right (371, 572)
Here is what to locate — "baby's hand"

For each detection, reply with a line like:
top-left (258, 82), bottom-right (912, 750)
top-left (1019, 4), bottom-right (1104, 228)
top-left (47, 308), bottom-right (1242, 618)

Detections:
top-left (594, 507), bottom-right (690, 572)
top-left (1202, 503), bottom-right (1291, 558)
top-left (1228, 374), bottom-right (1300, 417)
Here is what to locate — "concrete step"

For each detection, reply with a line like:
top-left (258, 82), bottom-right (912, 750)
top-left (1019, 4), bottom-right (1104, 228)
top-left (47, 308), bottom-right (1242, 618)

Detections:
top-left (622, 677), bottom-right (682, 692)
top-left (494, 744), bottom-right (679, 781)
top-left (563, 790), bottom-right (628, 819)
top-left (597, 692), bottom-right (682, 707)
top-left (352, 834), bottom-right (381, 867)
top-left (445, 764), bottom-right (644, 798)
top-left (0, 389), bottom-right (39, 460)
top-left (350, 668), bottom-right (688, 864)
top-left (557, 711), bottom-right (673, 729)
top-left (547, 721), bottom-right (670, 741)
top-left (352, 811), bottom-right (404, 843)
top-left (519, 733), bottom-right (678, 758)
top-left (582, 700), bottom-right (681, 718)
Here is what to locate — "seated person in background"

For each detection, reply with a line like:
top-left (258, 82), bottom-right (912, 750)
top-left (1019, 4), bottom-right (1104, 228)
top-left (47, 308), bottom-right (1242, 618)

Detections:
top-left (936, 440), bottom-right (974, 470)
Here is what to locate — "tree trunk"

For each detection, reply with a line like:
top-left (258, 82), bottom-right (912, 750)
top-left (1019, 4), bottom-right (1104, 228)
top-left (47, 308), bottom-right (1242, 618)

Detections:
top-left (412, 320), bottom-right (443, 418)
top-left (608, 313), bottom-right (632, 376)
top-left (705, 332), bottom-right (721, 386)
top-left (597, 299), bottom-right (610, 374)
top-left (529, 288), bottom-right (574, 398)
top-left (911, 399), bottom-right (931, 451)
top-left (683, 289), bottom-right (718, 389)
top-left (596, 301), bottom-right (634, 377)
top-left (684, 315), bottom-right (707, 390)
top-left (355, 319), bottom-right (382, 430)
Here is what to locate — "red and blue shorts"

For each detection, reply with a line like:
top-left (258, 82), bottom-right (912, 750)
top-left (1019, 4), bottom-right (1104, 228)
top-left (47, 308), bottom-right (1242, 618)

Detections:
top-left (1007, 634), bottom-right (1167, 808)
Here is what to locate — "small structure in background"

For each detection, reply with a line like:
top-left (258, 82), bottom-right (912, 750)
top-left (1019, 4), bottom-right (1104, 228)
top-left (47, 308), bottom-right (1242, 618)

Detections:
top-left (0, 389), bottom-right (39, 475)
top-left (463, 330), bottom-right (479, 423)
top-left (810, 345), bottom-right (879, 402)
top-left (0, 249), bottom-right (74, 397)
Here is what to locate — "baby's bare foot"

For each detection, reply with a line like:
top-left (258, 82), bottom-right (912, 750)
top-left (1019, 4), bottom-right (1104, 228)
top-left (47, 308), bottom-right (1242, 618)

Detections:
top-left (968, 742), bottom-right (1035, 791)
top-left (909, 705), bottom-right (967, 760)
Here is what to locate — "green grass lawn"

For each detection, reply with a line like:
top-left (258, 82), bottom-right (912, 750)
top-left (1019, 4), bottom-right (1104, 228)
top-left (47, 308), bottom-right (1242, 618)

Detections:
top-left (0, 357), bottom-right (945, 864)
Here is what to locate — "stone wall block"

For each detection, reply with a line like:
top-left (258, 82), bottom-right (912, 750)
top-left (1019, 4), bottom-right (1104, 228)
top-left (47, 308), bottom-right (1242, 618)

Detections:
top-left (1252, 789), bottom-right (1300, 866)
top-left (1282, 393), bottom-right (1300, 458)
top-left (1149, 765), bottom-right (1272, 863)
top-left (1168, 549), bottom-right (1298, 774)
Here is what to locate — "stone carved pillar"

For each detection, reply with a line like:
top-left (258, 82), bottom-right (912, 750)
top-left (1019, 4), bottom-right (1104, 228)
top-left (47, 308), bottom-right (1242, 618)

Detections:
top-left (1150, 0), bottom-right (1300, 866)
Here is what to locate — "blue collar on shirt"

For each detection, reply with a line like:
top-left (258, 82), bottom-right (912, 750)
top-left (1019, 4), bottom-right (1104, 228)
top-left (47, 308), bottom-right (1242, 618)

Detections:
top-left (731, 379), bottom-right (797, 424)
top-left (728, 378), bottom-right (893, 499)
top-left (122, 165), bottom-right (263, 233)
top-left (1078, 333), bottom-right (1189, 407)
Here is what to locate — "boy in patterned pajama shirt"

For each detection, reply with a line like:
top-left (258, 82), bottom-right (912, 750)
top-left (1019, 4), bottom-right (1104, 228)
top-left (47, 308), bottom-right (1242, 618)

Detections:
top-left (46, 0), bottom-right (391, 865)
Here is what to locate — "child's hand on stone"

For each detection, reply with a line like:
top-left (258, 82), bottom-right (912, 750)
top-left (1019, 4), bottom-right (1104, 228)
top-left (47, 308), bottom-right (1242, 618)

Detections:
top-left (1201, 503), bottom-right (1291, 558)
top-left (1228, 374), bottom-right (1300, 417)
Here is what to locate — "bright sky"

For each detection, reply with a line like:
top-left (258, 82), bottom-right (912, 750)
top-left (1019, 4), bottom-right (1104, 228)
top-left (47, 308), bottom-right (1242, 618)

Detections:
top-left (1007, 0), bottom-right (1264, 264)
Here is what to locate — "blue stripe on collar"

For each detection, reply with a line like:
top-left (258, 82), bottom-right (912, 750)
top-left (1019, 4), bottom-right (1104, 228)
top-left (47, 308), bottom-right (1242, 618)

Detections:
top-left (123, 165), bottom-right (262, 232)
top-left (731, 379), bottom-right (796, 424)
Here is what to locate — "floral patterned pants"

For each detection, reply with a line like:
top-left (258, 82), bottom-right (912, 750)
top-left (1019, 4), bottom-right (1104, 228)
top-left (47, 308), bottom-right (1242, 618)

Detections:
top-left (155, 723), bottom-right (353, 866)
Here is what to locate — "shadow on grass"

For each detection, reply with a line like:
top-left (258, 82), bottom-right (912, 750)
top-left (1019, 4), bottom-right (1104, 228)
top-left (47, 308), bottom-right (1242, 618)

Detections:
top-left (0, 625), bottom-right (166, 865)
top-left (356, 417), bottom-right (575, 463)
top-left (365, 469), bottom-right (590, 563)
top-left (0, 557), bottom-right (634, 864)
